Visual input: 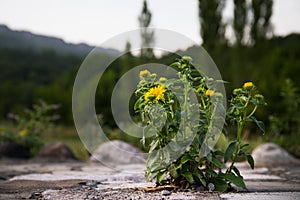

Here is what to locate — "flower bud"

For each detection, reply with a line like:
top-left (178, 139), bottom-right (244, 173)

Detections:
top-left (140, 69), bottom-right (150, 77)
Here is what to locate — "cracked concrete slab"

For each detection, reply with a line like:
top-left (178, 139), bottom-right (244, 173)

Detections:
top-left (0, 159), bottom-right (299, 199)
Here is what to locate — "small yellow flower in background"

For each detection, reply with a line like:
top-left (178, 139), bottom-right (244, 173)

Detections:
top-left (145, 85), bottom-right (166, 102)
top-left (159, 77), bottom-right (167, 82)
top-left (140, 69), bottom-right (150, 76)
top-left (19, 129), bottom-right (28, 137)
top-left (205, 89), bottom-right (215, 97)
top-left (243, 82), bottom-right (254, 89)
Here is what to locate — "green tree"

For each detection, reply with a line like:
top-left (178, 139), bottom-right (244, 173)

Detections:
top-left (198, 0), bottom-right (226, 51)
top-left (233, 0), bottom-right (247, 45)
top-left (124, 41), bottom-right (132, 56)
top-left (138, 0), bottom-right (155, 59)
top-left (250, 0), bottom-right (273, 44)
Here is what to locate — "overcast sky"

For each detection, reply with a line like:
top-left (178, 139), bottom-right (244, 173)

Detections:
top-left (1, 0), bottom-right (299, 49)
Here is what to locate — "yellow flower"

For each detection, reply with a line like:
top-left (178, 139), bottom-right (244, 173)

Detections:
top-left (205, 89), bottom-right (215, 97)
top-left (159, 77), bottom-right (167, 82)
top-left (243, 82), bottom-right (254, 88)
top-left (144, 85), bottom-right (166, 102)
top-left (19, 129), bottom-right (28, 137)
top-left (140, 70), bottom-right (150, 76)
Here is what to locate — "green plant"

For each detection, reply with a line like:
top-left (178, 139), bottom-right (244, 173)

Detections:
top-left (0, 100), bottom-right (59, 156)
top-left (134, 56), bottom-right (266, 191)
top-left (268, 79), bottom-right (300, 157)
top-left (226, 81), bottom-right (267, 174)
top-left (269, 79), bottom-right (300, 139)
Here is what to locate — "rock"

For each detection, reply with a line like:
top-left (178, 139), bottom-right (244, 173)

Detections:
top-left (161, 190), bottom-right (171, 196)
top-left (78, 180), bottom-right (101, 188)
top-left (34, 142), bottom-right (77, 162)
top-left (252, 143), bottom-right (299, 166)
top-left (207, 183), bottom-right (215, 192)
top-left (197, 186), bottom-right (205, 191)
top-left (0, 142), bottom-right (30, 159)
top-left (89, 140), bottom-right (146, 165)
top-left (28, 192), bottom-right (42, 199)
top-left (191, 185), bottom-right (205, 191)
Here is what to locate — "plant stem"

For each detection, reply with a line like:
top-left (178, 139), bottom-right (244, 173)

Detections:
top-left (248, 106), bottom-right (257, 118)
top-left (229, 118), bottom-right (245, 173)
top-left (182, 79), bottom-right (189, 139)
top-left (229, 93), bottom-right (250, 173)
top-left (237, 121), bottom-right (244, 141)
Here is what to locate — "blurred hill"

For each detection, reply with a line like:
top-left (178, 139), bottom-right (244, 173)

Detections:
top-left (0, 24), bottom-right (119, 57)
top-left (0, 24), bottom-right (120, 122)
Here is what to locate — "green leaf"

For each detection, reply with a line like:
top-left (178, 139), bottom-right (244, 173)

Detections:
top-left (181, 155), bottom-right (190, 164)
top-left (250, 116), bottom-right (265, 133)
top-left (182, 171), bottom-right (194, 184)
top-left (247, 154), bottom-right (255, 169)
top-left (193, 171), bottom-right (207, 186)
top-left (256, 120), bottom-right (265, 133)
top-left (149, 163), bottom-right (165, 173)
top-left (134, 97), bottom-right (141, 110)
top-left (211, 177), bottom-right (228, 192)
top-left (240, 143), bottom-right (249, 149)
top-left (143, 124), bottom-right (157, 139)
top-left (224, 141), bottom-right (238, 163)
top-left (199, 177), bottom-right (207, 187)
top-left (203, 168), bottom-right (218, 177)
top-left (147, 151), bottom-right (160, 167)
top-left (156, 171), bottom-right (168, 183)
top-left (149, 139), bottom-right (159, 153)
top-left (213, 150), bottom-right (224, 156)
top-left (169, 165), bottom-right (178, 179)
top-left (169, 62), bottom-right (180, 68)
top-left (232, 166), bottom-right (241, 177)
top-left (222, 173), bottom-right (246, 189)
top-left (146, 171), bottom-right (153, 181)
top-left (238, 149), bottom-right (245, 156)
top-left (211, 156), bottom-right (223, 168)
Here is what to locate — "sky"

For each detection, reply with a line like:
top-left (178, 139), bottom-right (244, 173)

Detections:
top-left (0, 0), bottom-right (300, 50)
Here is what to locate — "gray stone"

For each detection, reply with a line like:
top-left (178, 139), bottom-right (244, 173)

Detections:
top-left (79, 180), bottom-right (101, 187)
top-left (252, 143), bottom-right (300, 166)
top-left (89, 140), bottom-right (146, 165)
top-left (208, 182), bottom-right (215, 192)
top-left (161, 190), bottom-right (171, 196)
top-left (34, 142), bottom-right (77, 162)
top-left (28, 192), bottom-right (42, 199)
top-left (197, 186), bottom-right (205, 191)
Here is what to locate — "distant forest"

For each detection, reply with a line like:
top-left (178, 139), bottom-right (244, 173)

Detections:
top-left (0, 33), bottom-right (299, 125)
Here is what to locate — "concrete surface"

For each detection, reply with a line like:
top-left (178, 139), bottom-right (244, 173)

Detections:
top-left (0, 159), bottom-right (299, 199)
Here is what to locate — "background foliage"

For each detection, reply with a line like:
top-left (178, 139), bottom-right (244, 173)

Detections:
top-left (0, 0), bottom-right (299, 158)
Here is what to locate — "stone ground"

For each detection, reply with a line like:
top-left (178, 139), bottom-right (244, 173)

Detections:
top-left (0, 159), bottom-right (299, 200)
